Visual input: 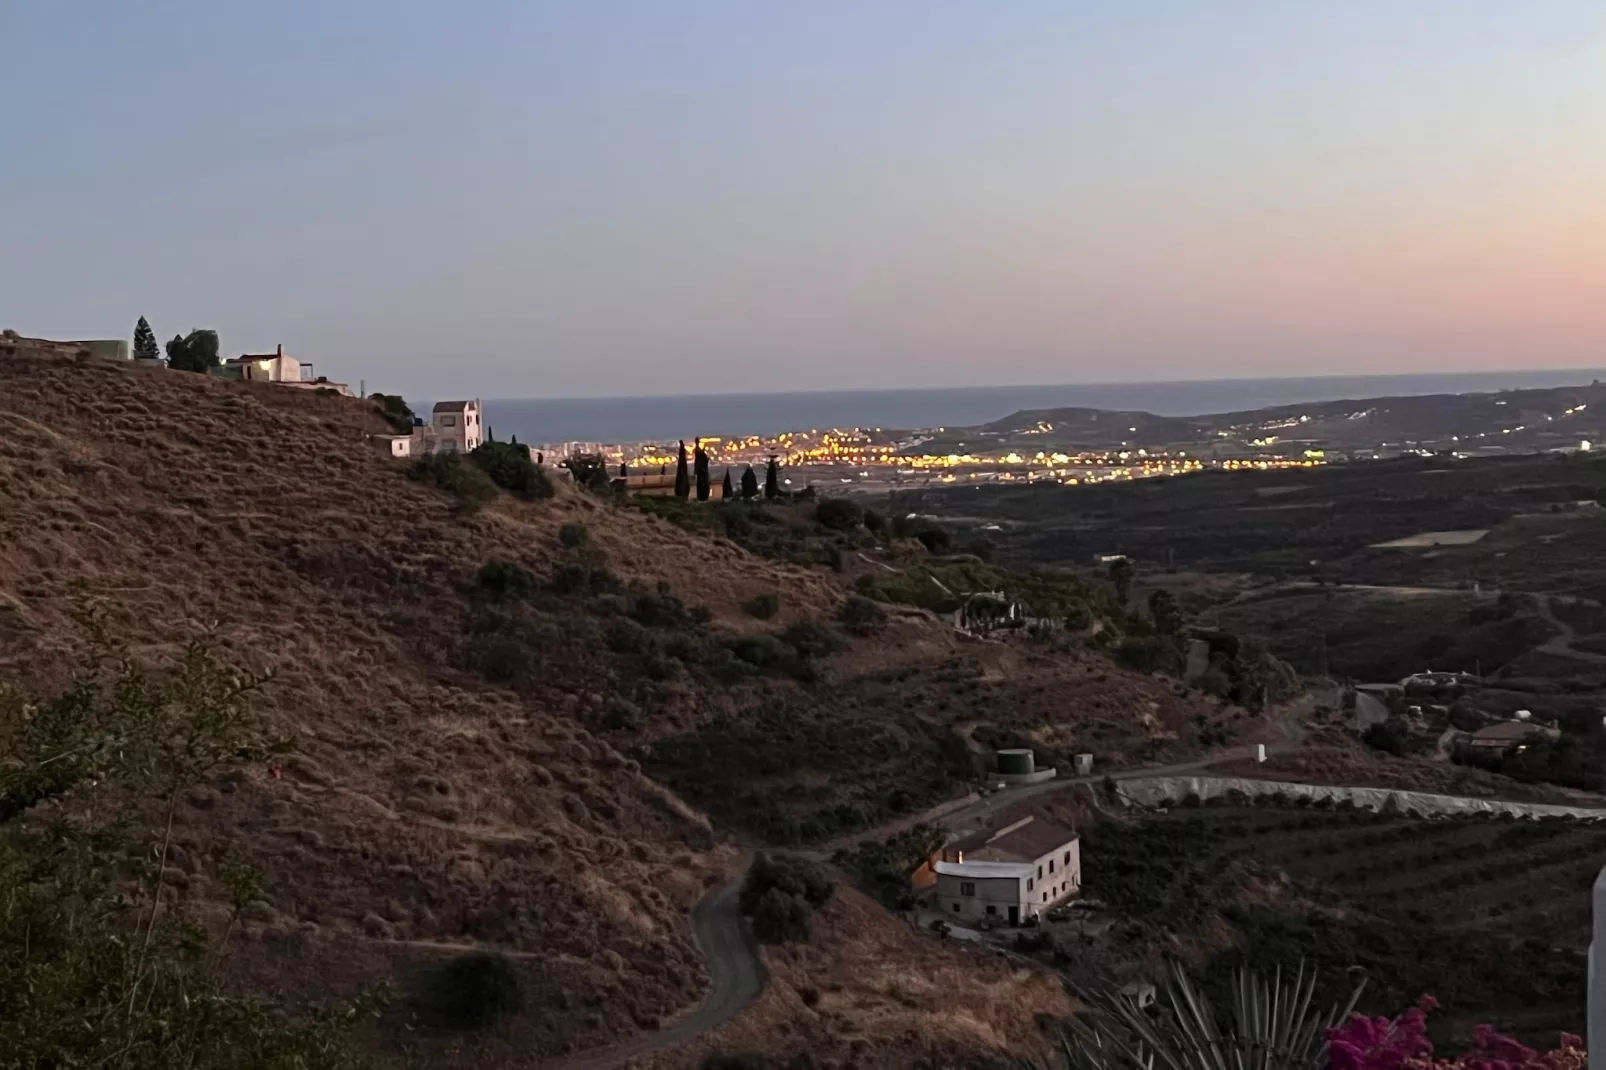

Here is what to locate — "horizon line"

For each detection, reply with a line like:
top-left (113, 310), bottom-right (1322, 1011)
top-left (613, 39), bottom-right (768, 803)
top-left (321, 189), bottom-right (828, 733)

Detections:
top-left (465, 366), bottom-right (1606, 407)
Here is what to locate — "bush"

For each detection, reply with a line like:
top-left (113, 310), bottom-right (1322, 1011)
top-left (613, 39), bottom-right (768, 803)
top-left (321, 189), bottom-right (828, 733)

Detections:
top-left (741, 853), bottom-right (834, 912)
top-left (477, 559), bottom-right (538, 600)
top-left (862, 508), bottom-right (885, 534)
top-left (743, 593), bottom-right (781, 620)
top-left (558, 522), bottom-right (589, 549)
top-left (470, 441), bottom-right (552, 500)
top-left (915, 527), bottom-right (951, 554)
top-left (408, 452), bottom-right (498, 512)
top-left (837, 595), bottom-right (888, 636)
top-left (750, 888), bottom-right (812, 944)
top-left (779, 620), bottom-right (843, 660)
top-left (369, 392), bottom-right (416, 434)
top-left (416, 951), bottom-right (525, 1031)
top-left (549, 564), bottom-right (623, 596)
top-left (814, 498), bottom-right (865, 532)
top-left (732, 634), bottom-right (792, 669)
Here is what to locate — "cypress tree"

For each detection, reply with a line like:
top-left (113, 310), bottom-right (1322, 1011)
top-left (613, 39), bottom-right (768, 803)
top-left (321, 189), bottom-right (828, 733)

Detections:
top-left (132, 316), bottom-right (159, 361)
top-left (764, 456), bottom-right (781, 500)
top-left (674, 440), bottom-right (691, 499)
top-left (694, 440), bottom-right (711, 501)
top-left (721, 469), bottom-right (734, 500)
top-left (741, 464), bottom-right (759, 500)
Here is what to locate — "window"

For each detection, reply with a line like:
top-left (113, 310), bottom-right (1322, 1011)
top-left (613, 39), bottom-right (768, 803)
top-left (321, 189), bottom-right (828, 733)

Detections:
top-left (986, 905), bottom-right (996, 916)
top-left (1042, 892), bottom-right (1047, 903)
top-left (1037, 865), bottom-right (1043, 879)
top-left (1064, 850), bottom-right (1071, 864)
top-left (952, 903), bottom-right (960, 913)
top-left (440, 415), bottom-right (456, 427)
top-left (960, 882), bottom-right (975, 897)
top-left (1049, 859), bottom-right (1056, 874)
top-left (1027, 878), bottom-right (1034, 891)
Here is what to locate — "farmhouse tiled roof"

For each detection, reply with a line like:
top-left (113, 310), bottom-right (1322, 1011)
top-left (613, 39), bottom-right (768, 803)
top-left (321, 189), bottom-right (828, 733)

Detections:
top-left (949, 816), bottom-right (1077, 864)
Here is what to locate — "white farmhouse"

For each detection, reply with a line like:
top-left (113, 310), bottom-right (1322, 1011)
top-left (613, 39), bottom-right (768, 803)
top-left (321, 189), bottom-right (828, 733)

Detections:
top-left (932, 816), bottom-right (1080, 925)
top-left (414, 400), bottom-right (484, 454)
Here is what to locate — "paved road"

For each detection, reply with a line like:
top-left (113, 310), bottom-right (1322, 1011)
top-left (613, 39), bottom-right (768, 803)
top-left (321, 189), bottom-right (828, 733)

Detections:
top-left (545, 861), bottom-right (766, 1070)
top-left (809, 744), bottom-right (1267, 859)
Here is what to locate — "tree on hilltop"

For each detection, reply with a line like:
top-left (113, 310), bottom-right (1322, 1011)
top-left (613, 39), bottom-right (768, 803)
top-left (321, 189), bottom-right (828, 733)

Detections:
top-left (132, 316), bottom-right (159, 362)
top-left (694, 440), bottom-right (711, 501)
top-left (722, 469), bottom-right (734, 500)
top-left (764, 456), bottom-right (781, 500)
top-left (164, 329), bottom-right (221, 373)
top-left (368, 392), bottom-right (415, 434)
top-left (675, 441), bottom-right (691, 500)
top-left (741, 464), bottom-right (759, 500)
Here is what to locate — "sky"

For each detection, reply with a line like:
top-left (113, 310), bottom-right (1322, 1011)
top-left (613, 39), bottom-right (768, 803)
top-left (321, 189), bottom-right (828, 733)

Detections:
top-left (2, 1), bottom-right (1604, 399)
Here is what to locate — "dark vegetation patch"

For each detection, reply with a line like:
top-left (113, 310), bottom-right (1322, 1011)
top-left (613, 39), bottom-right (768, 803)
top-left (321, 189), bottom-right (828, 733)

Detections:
top-left (1080, 804), bottom-right (1604, 1047)
top-left (410, 951), bottom-right (527, 1032)
top-left (739, 854), bottom-right (835, 943)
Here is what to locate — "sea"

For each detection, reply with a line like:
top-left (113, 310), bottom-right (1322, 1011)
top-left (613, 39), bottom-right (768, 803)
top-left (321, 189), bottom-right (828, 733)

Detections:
top-left (477, 369), bottom-right (1606, 446)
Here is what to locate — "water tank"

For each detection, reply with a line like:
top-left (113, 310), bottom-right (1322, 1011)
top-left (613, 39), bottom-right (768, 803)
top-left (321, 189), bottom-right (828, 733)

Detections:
top-left (998, 749), bottom-right (1036, 776)
top-left (1516, 710), bottom-right (1532, 722)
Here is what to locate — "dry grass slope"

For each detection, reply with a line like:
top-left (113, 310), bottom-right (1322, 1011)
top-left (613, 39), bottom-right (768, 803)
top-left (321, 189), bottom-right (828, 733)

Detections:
top-left (0, 350), bottom-right (834, 1062)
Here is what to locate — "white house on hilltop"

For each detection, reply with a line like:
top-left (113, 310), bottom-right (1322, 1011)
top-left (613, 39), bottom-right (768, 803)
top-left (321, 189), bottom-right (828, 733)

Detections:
top-left (416, 400), bottom-right (483, 454)
top-left (932, 816), bottom-right (1080, 925)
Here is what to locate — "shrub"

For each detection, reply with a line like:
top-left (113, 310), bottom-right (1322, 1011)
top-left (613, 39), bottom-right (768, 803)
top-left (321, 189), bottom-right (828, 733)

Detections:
top-left (837, 595), bottom-right (887, 636)
top-left (862, 508), bottom-right (886, 534)
top-left (741, 853), bottom-right (835, 912)
top-left (416, 951), bottom-right (526, 1031)
top-left (476, 559), bottom-right (538, 600)
top-left (408, 453), bottom-right (498, 512)
top-left (751, 887), bottom-right (812, 943)
top-left (549, 564), bottom-right (623, 596)
top-left (744, 593), bottom-right (781, 620)
top-left (470, 441), bottom-right (552, 500)
top-left (779, 620), bottom-right (843, 660)
top-left (732, 634), bottom-right (791, 668)
top-left (369, 392), bottom-right (416, 434)
top-left (558, 522), bottom-right (589, 549)
top-left (813, 498), bottom-right (865, 532)
top-left (915, 527), bottom-right (951, 554)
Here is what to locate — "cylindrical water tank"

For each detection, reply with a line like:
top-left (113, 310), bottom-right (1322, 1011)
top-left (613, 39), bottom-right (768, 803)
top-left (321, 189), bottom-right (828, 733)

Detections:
top-left (998, 749), bottom-right (1036, 776)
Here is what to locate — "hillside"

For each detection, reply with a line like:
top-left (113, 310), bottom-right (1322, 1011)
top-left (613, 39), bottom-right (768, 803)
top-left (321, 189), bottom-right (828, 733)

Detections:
top-left (1, 348), bottom-right (1249, 1067)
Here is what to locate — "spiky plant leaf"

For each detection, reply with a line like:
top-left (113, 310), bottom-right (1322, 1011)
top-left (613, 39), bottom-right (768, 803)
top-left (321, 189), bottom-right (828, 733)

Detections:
top-left (1060, 963), bottom-right (1362, 1070)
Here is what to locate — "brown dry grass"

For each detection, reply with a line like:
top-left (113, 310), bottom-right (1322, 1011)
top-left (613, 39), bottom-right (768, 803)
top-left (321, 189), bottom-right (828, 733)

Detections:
top-left (649, 886), bottom-right (1074, 1070)
top-left (0, 350), bottom-right (829, 1061)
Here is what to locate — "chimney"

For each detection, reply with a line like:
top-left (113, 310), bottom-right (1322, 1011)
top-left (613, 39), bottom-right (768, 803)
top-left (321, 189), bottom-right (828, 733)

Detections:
top-left (276, 344), bottom-right (282, 357)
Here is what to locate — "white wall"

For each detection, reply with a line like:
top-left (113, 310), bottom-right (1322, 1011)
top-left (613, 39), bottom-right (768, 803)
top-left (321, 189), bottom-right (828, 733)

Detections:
top-left (934, 873), bottom-right (1027, 923)
top-left (1026, 841), bottom-right (1082, 910)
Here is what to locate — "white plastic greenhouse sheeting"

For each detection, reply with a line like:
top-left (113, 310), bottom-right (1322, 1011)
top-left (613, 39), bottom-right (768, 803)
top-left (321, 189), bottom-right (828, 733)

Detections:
top-left (1117, 775), bottom-right (1606, 822)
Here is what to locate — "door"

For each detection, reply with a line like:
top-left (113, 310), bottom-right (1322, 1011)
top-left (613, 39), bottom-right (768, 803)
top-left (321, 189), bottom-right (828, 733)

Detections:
top-left (1008, 906), bottom-right (1019, 925)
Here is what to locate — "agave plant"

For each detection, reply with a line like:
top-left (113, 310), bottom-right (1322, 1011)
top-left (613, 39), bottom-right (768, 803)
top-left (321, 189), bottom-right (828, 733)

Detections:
top-left (1059, 962), bottom-right (1364, 1070)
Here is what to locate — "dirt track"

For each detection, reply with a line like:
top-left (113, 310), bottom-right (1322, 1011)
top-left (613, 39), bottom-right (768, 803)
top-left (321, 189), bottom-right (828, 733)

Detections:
top-left (545, 861), bottom-right (766, 1070)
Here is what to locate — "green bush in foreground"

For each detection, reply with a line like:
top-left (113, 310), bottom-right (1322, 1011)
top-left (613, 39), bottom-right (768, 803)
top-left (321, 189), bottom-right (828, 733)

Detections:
top-left (0, 627), bottom-right (380, 1068)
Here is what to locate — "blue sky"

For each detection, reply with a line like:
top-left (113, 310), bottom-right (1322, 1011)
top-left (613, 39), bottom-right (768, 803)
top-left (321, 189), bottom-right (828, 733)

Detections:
top-left (2, 1), bottom-right (1602, 398)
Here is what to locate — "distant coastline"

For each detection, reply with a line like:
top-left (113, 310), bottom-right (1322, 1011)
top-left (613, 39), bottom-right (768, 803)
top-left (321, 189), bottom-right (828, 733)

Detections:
top-left (476, 369), bottom-right (1606, 445)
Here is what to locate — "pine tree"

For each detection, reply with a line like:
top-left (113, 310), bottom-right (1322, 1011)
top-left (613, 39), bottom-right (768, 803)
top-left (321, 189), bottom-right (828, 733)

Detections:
top-left (741, 465), bottom-right (759, 500)
top-left (674, 440), bottom-right (691, 500)
top-left (721, 469), bottom-right (734, 500)
top-left (1109, 557), bottom-right (1134, 608)
top-left (764, 456), bottom-right (781, 500)
top-left (132, 316), bottom-right (159, 362)
top-left (694, 440), bottom-right (711, 501)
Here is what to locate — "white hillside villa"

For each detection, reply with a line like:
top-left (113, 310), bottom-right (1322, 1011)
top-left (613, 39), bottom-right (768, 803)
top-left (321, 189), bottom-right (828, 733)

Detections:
top-left (932, 816), bottom-right (1080, 925)
top-left (414, 400), bottom-right (483, 455)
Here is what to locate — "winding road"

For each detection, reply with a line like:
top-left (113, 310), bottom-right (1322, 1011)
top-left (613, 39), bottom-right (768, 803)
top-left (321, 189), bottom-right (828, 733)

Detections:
top-left (544, 863), bottom-right (767, 1070)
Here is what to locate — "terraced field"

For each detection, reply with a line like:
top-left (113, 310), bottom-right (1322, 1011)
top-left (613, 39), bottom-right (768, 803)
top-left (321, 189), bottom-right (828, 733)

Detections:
top-left (1081, 804), bottom-right (1606, 1046)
